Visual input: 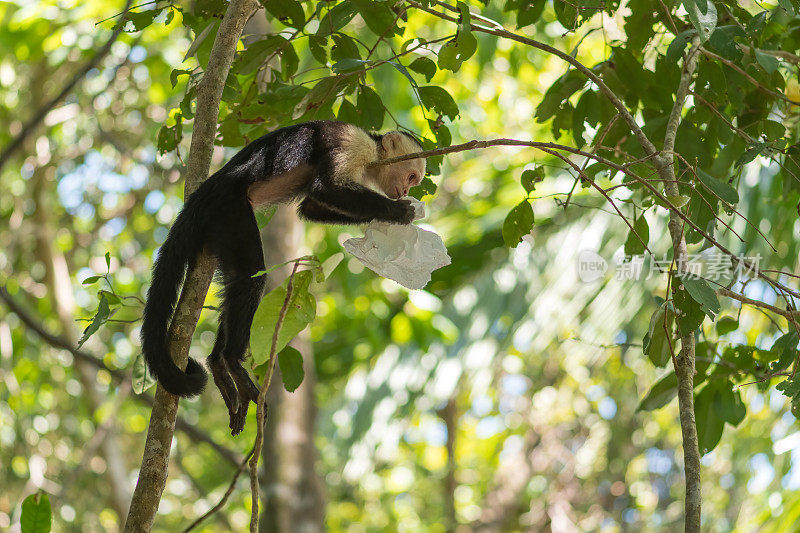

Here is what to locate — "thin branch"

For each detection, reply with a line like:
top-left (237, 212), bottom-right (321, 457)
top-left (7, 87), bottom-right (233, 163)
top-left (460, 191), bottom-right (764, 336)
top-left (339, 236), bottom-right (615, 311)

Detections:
top-left (182, 447), bottom-right (256, 533)
top-left (538, 146), bottom-right (654, 257)
top-left (700, 47), bottom-right (800, 106)
top-left (0, 0), bottom-right (133, 174)
top-left (249, 261), bottom-right (301, 532)
top-left (369, 137), bottom-right (799, 298)
top-left (661, 36), bottom-right (703, 532)
top-left (0, 285), bottom-right (242, 466)
top-left (718, 288), bottom-right (800, 319)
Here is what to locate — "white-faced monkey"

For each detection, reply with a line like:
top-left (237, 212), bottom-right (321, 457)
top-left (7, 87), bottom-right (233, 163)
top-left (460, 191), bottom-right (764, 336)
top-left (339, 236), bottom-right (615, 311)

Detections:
top-left (141, 120), bottom-right (426, 434)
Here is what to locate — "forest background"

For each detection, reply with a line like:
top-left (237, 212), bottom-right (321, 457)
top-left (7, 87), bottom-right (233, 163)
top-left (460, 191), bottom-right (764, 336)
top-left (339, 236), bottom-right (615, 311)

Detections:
top-left (3, 0), bottom-right (800, 531)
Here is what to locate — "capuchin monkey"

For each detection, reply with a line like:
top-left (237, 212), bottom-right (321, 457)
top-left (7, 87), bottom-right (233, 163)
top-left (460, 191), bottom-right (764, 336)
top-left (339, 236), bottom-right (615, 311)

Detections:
top-left (141, 120), bottom-right (425, 434)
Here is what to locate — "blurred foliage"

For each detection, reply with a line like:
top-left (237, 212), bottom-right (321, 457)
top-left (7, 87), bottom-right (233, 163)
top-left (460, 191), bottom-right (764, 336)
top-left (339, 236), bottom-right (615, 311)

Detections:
top-left (1, 0), bottom-right (800, 531)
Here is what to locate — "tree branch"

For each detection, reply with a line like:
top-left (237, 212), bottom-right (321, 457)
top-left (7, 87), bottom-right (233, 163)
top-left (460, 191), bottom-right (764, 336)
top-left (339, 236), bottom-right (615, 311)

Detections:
top-left (125, 1), bottom-right (259, 530)
top-left (370, 138), bottom-right (799, 298)
top-left (405, 0), bottom-right (659, 156)
top-left (0, 285), bottom-right (242, 466)
top-left (660, 36), bottom-right (702, 532)
top-left (0, 0), bottom-right (133, 174)
top-left (718, 288), bottom-right (800, 320)
top-left (249, 261), bottom-right (300, 532)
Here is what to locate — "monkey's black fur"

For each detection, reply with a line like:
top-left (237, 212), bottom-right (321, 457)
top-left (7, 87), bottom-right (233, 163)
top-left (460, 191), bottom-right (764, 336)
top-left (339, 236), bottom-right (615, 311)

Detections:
top-left (141, 120), bottom-right (421, 434)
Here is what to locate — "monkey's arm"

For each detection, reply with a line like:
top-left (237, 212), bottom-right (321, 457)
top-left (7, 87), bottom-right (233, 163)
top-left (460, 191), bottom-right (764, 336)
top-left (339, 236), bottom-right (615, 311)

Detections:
top-left (308, 183), bottom-right (415, 224)
top-left (298, 198), bottom-right (373, 224)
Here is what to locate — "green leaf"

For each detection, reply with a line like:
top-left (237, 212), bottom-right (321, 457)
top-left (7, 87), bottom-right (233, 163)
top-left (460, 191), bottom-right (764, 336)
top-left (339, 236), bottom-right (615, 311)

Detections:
top-left (82, 275), bottom-right (102, 285)
top-left (332, 58), bottom-right (369, 73)
top-left (624, 214), bottom-right (649, 256)
top-left (320, 252), bottom-right (344, 281)
top-left (410, 177), bottom-right (437, 200)
top-left (132, 353), bottom-right (157, 394)
top-left (105, 251), bottom-right (111, 270)
top-left (125, 9), bottom-right (158, 32)
top-left (763, 119), bottom-right (785, 141)
top-left (715, 316), bottom-right (739, 335)
top-left (664, 194), bottom-right (690, 208)
top-left (736, 142), bottom-right (766, 167)
top-left (666, 30), bottom-right (698, 63)
top-left (170, 68), bottom-right (193, 89)
top-left (717, 382), bottom-right (746, 426)
top-left (238, 37), bottom-right (285, 74)
top-left (388, 62), bottom-right (418, 88)
top-left (351, 0), bottom-right (401, 36)
top-left (535, 70), bottom-right (585, 123)
top-left (502, 200), bottom-right (534, 247)
top-left (183, 22), bottom-right (215, 61)
top-left (437, 30), bottom-right (478, 73)
top-left (260, 0), bottom-right (305, 28)
top-left (678, 274), bottom-right (721, 317)
top-left (644, 302), bottom-right (675, 367)
top-left (356, 85), bottom-right (384, 130)
top-left (637, 372), bottom-right (677, 411)
top-left (250, 270), bottom-right (316, 366)
top-left (408, 57), bottom-right (437, 82)
top-left (418, 86), bottom-right (459, 120)
top-left (21, 492), bottom-right (51, 533)
top-left (684, 0), bottom-right (717, 42)
top-left (98, 290), bottom-right (120, 306)
top-left (330, 34), bottom-right (361, 62)
top-left (309, 35), bottom-right (328, 64)
top-left (771, 331), bottom-right (799, 371)
top-left (755, 49), bottom-right (779, 74)
top-left (337, 98), bottom-right (359, 124)
top-left (292, 77), bottom-right (340, 119)
top-left (255, 205), bottom-right (277, 229)
top-left (515, 0), bottom-right (545, 27)
top-left (695, 382), bottom-right (725, 453)
top-left (554, 0), bottom-right (578, 29)
top-left (521, 167), bottom-right (544, 193)
top-left (317, 2), bottom-right (358, 36)
top-left (696, 168), bottom-right (739, 204)
top-left (278, 346), bottom-right (305, 392)
top-left (77, 294), bottom-right (112, 348)
top-left (673, 280), bottom-right (706, 335)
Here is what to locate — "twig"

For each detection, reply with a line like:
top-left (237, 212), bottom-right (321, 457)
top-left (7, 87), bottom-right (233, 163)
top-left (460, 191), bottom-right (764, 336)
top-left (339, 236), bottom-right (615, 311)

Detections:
top-left (249, 261), bottom-right (301, 532)
top-left (717, 287), bottom-right (800, 319)
top-left (700, 47), bottom-right (800, 106)
top-left (368, 137), bottom-right (799, 298)
top-left (182, 447), bottom-right (255, 533)
top-left (0, 0), bottom-right (133, 174)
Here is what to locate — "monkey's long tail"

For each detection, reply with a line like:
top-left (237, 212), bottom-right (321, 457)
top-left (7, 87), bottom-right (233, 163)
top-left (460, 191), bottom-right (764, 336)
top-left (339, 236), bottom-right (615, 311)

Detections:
top-left (141, 194), bottom-right (208, 397)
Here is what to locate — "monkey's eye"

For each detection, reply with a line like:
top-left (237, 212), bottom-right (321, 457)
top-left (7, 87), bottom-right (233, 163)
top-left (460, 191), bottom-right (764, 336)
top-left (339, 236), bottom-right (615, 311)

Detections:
top-left (408, 173), bottom-right (418, 184)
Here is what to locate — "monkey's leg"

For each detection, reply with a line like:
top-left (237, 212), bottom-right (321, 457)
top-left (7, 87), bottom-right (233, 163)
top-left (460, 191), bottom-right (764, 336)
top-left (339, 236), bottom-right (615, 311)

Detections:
top-left (206, 315), bottom-right (241, 431)
top-left (308, 182), bottom-right (414, 224)
top-left (298, 198), bottom-right (372, 224)
top-left (212, 201), bottom-right (267, 434)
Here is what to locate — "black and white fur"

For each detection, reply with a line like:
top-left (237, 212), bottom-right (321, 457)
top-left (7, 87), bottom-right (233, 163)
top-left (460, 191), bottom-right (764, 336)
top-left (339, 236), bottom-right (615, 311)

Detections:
top-left (141, 120), bottom-right (425, 434)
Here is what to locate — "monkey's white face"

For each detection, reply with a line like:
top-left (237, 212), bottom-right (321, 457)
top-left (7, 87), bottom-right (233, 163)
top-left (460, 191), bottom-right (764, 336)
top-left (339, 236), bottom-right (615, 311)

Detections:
top-left (371, 132), bottom-right (426, 199)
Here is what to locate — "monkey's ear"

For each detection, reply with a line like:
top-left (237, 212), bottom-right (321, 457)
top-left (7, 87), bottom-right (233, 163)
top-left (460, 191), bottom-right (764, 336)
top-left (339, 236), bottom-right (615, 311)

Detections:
top-left (381, 132), bottom-right (402, 152)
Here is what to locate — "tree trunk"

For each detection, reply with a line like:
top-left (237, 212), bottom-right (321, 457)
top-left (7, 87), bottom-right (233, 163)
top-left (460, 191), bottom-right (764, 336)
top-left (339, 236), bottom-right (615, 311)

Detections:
top-left (258, 205), bottom-right (325, 532)
top-left (124, 1), bottom-right (258, 530)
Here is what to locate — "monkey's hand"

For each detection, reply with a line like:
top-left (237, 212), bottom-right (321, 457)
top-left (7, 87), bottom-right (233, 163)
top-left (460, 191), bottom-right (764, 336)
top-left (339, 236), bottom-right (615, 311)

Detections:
top-left (388, 199), bottom-right (416, 225)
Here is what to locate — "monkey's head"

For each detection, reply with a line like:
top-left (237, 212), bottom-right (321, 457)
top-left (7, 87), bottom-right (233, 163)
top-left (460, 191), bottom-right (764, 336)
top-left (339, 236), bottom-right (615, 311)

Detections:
top-left (370, 131), bottom-right (425, 199)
